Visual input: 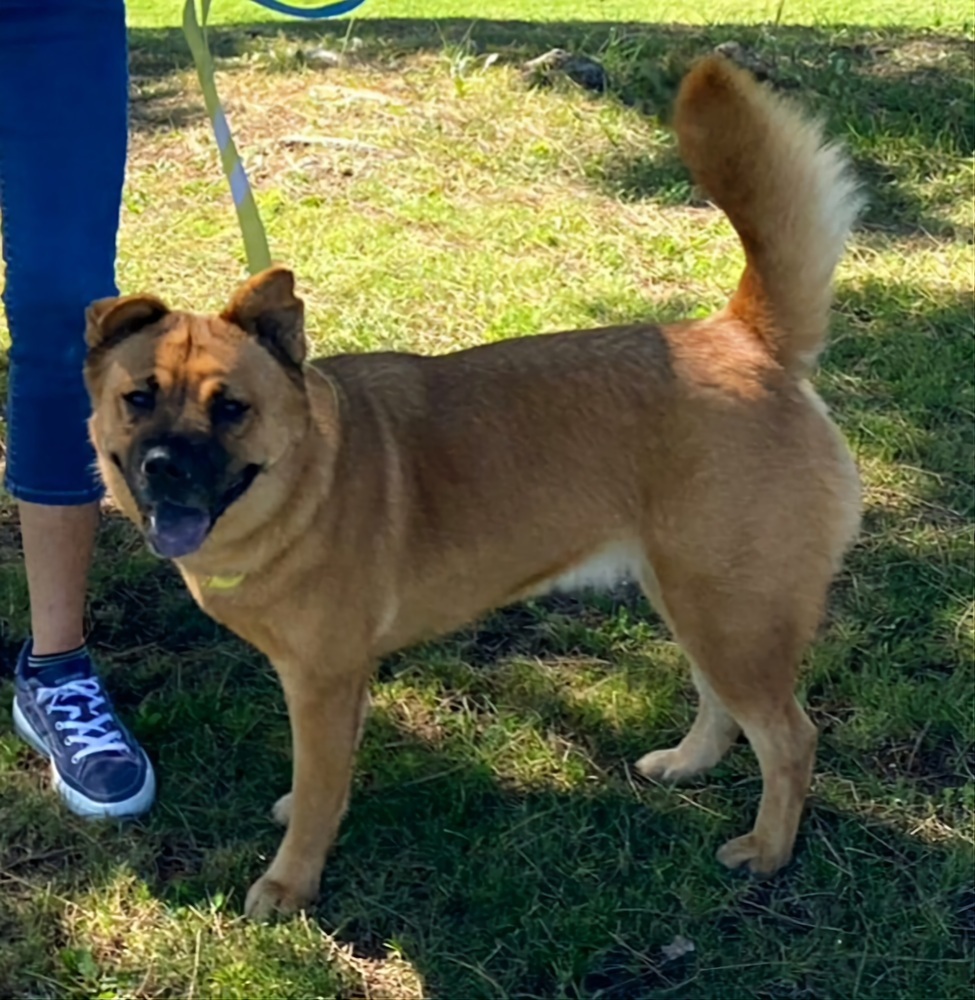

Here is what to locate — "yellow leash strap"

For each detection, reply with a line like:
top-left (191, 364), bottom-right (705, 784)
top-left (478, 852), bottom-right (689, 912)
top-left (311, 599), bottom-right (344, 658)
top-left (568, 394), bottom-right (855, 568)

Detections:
top-left (181, 0), bottom-right (368, 273)
top-left (181, 0), bottom-right (366, 588)
top-left (182, 0), bottom-right (272, 275)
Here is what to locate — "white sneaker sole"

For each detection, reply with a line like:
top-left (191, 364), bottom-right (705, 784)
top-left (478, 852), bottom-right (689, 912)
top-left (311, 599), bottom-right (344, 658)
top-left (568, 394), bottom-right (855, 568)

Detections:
top-left (12, 698), bottom-right (157, 820)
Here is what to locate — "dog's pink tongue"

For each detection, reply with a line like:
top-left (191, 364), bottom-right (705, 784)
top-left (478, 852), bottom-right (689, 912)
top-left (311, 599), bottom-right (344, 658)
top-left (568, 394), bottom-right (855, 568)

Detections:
top-left (148, 504), bottom-right (211, 559)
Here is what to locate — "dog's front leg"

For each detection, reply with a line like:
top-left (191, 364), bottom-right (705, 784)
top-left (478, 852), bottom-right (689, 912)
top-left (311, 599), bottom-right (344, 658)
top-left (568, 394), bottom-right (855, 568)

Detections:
top-left (245, 663), bottom-right (369, 921)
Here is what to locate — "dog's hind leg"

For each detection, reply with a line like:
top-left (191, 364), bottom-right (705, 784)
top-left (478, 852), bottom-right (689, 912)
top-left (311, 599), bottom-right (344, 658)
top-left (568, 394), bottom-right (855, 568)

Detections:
top-left (647, 571), bottom-right (822, 877)
top-left (635, 664), bottom-right (741, 782)
top-left (713, 689), bottom-right (817, 876)
top-left (634, 562), bottom-right (741, 782)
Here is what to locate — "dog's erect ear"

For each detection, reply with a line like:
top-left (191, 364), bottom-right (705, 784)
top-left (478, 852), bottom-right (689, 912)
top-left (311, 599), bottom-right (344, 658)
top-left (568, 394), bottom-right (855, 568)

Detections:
top-left (221, 267), bottom-right (306, 370)
top-left (85, 295), bottom-right (170, 353)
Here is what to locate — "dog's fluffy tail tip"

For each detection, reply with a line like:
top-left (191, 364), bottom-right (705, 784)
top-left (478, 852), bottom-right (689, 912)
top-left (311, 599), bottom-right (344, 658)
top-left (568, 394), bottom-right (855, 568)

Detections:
top-left (674, 53), bottom-right (741, 112)
top-left (674, 54), bottom-right (863, 377)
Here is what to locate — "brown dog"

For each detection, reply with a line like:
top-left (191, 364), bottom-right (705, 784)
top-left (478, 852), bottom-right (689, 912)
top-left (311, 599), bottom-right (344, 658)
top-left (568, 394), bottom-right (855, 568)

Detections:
top-left (84, 56), bottom-right (863, 920)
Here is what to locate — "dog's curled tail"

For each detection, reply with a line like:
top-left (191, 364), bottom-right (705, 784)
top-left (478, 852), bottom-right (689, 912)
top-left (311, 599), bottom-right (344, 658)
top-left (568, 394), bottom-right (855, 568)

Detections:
top-left (673, 55), bottom-right (863, 378)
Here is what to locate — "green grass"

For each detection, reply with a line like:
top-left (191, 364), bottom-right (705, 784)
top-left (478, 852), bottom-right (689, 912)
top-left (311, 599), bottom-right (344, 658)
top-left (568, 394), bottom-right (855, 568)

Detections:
top-left (1, 1), bottom-right (973, 997)
top-left (128, 0), bottom-right (972, 30)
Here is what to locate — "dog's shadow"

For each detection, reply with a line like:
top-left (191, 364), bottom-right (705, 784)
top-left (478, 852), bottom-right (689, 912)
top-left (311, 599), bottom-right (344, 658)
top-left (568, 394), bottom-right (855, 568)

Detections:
top-left (1, 639), bottom-right (970, 998)
top-left (142, 638), bottom-right (971, 999)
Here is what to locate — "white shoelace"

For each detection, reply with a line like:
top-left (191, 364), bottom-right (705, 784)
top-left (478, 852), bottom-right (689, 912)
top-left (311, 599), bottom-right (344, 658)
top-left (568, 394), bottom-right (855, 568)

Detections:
top-left (36, 678), bottom-right (130, 763)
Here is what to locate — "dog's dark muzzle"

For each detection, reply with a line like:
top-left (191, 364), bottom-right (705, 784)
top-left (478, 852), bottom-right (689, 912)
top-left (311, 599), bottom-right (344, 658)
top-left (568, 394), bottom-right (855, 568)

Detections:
top-left (131, 435), bottom-right (260, 559)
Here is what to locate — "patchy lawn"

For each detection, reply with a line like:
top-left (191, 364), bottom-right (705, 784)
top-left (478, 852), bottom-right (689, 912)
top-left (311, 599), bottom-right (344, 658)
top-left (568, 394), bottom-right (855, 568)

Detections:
top-left (1, 2), bottom-right (972, 997)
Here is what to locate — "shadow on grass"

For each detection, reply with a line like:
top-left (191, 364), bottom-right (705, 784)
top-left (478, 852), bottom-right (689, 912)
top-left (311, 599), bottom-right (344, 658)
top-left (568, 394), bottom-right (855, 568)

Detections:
top-left (1, 682), bottom-right (971, 997)
top-left (126, 18), bottom-right (973, 237)
top-left (827, 283), bottom-right (974, 515)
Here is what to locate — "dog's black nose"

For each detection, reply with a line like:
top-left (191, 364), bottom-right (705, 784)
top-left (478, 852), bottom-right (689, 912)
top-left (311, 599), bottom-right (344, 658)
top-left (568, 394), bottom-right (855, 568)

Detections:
top-left (141, 445), bottom-right (188, 484)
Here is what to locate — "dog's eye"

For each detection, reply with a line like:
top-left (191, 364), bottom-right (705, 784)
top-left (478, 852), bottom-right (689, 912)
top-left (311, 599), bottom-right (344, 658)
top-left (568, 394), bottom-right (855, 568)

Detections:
top-left (123, 389), bottom-right (155, 413)
top-left (211, 397), bottom-right (250, 424)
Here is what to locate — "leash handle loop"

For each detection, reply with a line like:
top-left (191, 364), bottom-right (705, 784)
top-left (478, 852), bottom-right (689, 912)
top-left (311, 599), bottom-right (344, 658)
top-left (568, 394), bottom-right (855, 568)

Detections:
top-left (246, 0), bottom-right (366, 18)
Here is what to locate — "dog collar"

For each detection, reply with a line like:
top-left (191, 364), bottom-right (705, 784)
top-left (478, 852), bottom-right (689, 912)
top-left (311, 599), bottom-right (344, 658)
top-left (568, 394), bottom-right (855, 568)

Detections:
top-left (202, 572), bottom-right (247, 591)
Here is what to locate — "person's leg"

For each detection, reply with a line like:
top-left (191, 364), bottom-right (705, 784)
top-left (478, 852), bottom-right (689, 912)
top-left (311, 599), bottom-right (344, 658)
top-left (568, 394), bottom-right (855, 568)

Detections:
top-left (1, 0), bottom-right (155, 817)
top-left (20, 502), bottom-right (99, 656)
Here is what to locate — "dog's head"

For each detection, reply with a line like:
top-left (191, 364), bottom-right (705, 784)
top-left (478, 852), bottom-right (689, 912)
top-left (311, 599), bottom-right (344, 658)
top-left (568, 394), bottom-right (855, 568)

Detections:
top-left (85, 267), bottom-right (310, 560)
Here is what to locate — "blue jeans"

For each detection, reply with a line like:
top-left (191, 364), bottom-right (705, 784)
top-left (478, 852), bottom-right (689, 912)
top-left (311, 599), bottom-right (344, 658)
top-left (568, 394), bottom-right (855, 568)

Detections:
top-left (1, 0), bottom-right (127, 504)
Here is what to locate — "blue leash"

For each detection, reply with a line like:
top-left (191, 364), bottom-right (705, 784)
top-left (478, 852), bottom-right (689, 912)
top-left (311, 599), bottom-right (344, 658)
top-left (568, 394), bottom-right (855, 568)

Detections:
top-left (246, 0), bottom-right (366, 18)
top-left (182, 0), bottom-right (368, 274)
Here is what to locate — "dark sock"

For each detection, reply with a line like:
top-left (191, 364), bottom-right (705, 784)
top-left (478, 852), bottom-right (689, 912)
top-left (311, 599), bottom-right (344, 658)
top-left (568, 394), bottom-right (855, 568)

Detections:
top-left (23, 643), bottom-right (91, 685)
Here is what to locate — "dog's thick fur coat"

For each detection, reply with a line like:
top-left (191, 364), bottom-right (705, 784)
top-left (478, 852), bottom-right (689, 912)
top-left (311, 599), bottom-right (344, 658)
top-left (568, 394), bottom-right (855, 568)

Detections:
top-left (84, 56), bottom-right (863, 919)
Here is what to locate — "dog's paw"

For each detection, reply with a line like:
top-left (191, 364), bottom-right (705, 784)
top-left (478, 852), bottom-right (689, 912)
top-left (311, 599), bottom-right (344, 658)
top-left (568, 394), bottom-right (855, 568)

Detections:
top-left (272, 792), bottom-right (293, 826)
top-left (716, 833), bottom-right (790, 878)
top-left (244, 872), bottom-right (316, 922)
top-left (635, 748), bottom-right (704, 783)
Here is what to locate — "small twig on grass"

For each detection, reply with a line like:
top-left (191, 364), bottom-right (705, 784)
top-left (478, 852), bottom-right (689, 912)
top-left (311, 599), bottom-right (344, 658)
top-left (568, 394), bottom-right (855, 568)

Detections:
top-left (187, 927), bottom-right (203, 1000)
top-left (3, 847), bottom-right (78, 870)
top-left (279, 134), bottom-right (388, 154)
